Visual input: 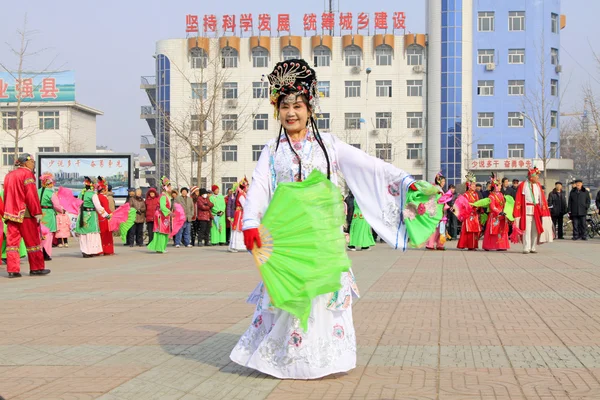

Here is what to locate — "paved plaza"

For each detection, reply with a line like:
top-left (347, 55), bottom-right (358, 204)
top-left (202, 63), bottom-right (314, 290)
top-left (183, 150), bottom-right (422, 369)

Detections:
top-left (0, 238), bottom-right (599, 399)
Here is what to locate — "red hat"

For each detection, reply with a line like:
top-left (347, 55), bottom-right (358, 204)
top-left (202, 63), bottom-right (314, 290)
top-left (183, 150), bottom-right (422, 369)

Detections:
top-left (211, 184), bottom-right (219, 192)
top-left (96, 176), bottom-right (107, 191)
top-left (528, 166), bottom-right (540, 178)
top-left (190, 186), bottom-right (199, 194)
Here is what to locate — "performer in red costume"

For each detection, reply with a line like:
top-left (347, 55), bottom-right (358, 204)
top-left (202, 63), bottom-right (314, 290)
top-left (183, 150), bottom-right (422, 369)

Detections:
top-left (513, 166), bottom-right (553, 254)
top-left (482, 174), bottom-right (510, 251)
top-left (3, 154), bottom-right (50, 278)
top-left (96, 177), bottom-right (114, 256)
top-left (457, 172), bottom-right (482, 251)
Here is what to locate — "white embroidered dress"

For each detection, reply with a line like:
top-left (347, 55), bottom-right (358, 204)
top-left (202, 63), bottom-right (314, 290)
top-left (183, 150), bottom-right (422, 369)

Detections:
top-left (230, 130), bottom-right (416, 379)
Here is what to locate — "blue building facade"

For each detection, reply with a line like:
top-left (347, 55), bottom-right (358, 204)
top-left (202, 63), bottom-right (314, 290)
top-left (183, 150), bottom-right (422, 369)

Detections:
top-left (156, 54), bottom-right (171, 180)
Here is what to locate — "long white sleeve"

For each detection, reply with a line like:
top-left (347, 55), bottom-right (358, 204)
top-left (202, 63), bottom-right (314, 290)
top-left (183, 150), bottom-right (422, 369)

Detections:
top-left (243, 145), bottom-right (272, 230)
top-left (92, 194), bottom-right (108, 218)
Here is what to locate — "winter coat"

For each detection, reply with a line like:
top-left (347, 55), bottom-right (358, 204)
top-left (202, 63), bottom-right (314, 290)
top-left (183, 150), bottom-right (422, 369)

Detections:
top-left (596, 190), bottom-right (600, 211)
top-left (145, 188), bottom-right (160, 222)
top-left (175, 195), bottom-right (195, 222)
top-left (128, 195), bottom-right (147, 224)
top-left (568, 188), bottom-right (591, 217)
top-left (105, 191), bottom-right (116, 212)
top-left (196, 196), bottom-right (214, 221)
top-left (547, 189), bottom-right (567, 217)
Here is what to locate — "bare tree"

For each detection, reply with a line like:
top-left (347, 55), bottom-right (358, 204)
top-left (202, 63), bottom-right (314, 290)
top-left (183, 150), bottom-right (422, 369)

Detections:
top-left (56, 111), bottom-right (84, 152)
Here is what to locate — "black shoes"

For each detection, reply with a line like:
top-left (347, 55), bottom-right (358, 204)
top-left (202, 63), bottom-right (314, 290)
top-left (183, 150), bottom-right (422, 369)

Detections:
top-left (8, 272), bottom-right (22, 278)
top-left (30, 269), bottom-right (51, 276)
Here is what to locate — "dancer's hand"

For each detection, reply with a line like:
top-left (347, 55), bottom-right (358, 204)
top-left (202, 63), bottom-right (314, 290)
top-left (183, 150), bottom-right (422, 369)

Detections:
top-left (34, 214), bottom-right (42, 224)
top-left (244, 228), bottom-right (262, 251)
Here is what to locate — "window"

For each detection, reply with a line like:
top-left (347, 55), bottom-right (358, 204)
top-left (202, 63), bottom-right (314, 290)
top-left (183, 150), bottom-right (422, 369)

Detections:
top-left (477, 112), bottom-right (494, 128)
top-left (252, 47), bottom-right (269, 68)
top-left (477, 144), bottom-right (494, 159)
top-left (316, 113), bottom-right (330, 131)
top-left (509, 11), bottom-right (525, 31)
top-left (551, 13), bottom-right (559, 34)
top-left (478, 12), bottom-right (495, 32)
top-left (375, 45), bottom-right (393, 66)
top-left (344, 45), bottom-right (361, 67)
top-left (282, 46), bottom-right (300, 61)
top-left (314, 46), bottom-right (331, 67)
top-left (38, 147), bottom-right (59, 153)
top-left (406, 46), bottom-right (423, 66)
top-left (38, 111), bottom-right (59, 130)
top-left (318, 81), bottom-right (330, 97)
top-left (376, 143), bottom-right (393, 161)
top-left (221, 47), bottom-right (238, 68)
top-left (2, 147), bottom-right (23, 166)
top-left (508, 49), bottom-right (525, 64)
top-left (550, 142), bottom-right (558, 158)
top-left (2, 112), bottom-right (22, 130)
top-left (551, 79), bottom-right (558, 96)
top-left (477, 80), bottom-right (494, 96)
top-left (508, 112), bottom-right (524, 128)
top-left (252, 81), bottom-right (268, 98)
top-left (222, 114), bottom-right (238, 131)
top-left (375, 112), bottom-right (392, 129)
top-left (376, 80), bottom-right (392, 97)
top-left (221, 145), bottom-right (238, 162)
top-left (551, 110), bottom-right (558, 128)
top-left (351, 144), bottom-right (361, 149)
top-left (344, 113), bottom-right (361, 130)
top-left (344, 81), bottom-right (361, 98)
top-left (252, 145), bottom-right (263, 161)
top-left (192, 145), bottom-right (208, 162)
top-left (477, 49), bottom-right (495, 64)
top-left (406, 143), bottom-right (423, 160)
top-left (508, 80), bottom-right (525, 96)
top-left (508, 144), bottom-right (525, 158)
top-left (191, 114), bottom-right (207, 132)
top-left (407, 80), bottom-right (423, 97)
top-left (253, 113), bottom-right (268, 130)
top-left (551, 48), bottom-right (559, 65)
top-left (221, 177), bottom-right (238, 192)
top-left (407, 112), bottom-right (423, 129)
top-left (191, 83), bottom-right (207, 100)
top-left (222, 82), bottom-right (238, 99)
top-left (190, 48), bottom-right (208, 69)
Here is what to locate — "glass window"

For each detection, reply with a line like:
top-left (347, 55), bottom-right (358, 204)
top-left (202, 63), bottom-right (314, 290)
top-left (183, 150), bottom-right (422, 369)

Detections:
top-left (191, 83), bottom-right (207, 100)
top-left (38, 111), bottom-right (59, 130)
top-left (407, 112), bottom-right (423, 129)
top-left (508, 80), bottom-right (525, 96)
top-left (252, 47), bottom-right (269, 68)
top-left (376, 143), bottom-right (393, 161)
top-left (221, 47), bottom-right (238, 68)
top-left (252, 81), bottom-right (268, 98)
top-left (190, 48), bottom-right (208, 69)
top-left (2, 147), bottom-right (23, 166)
top-left (252, 145), bottom-right (263, 161)
top-left (551, 48), bottom-right (559, 65)
top-left (508, 49), bottom-right (525, 64)
top-left (316, 113), bottom-right (330, 131)
top-left (551, 13), bottom-right (559, 34)
top-left (376, 80), bottom-right (392, 97)
top-left (344, 45), bottom-right (362, 67)
top-left (407, 80), bottom-right (423, 97)
top-left (221, 145), bottom-right (238, 162)
top-left (2, 112), bottom-right (23, 130)
top-left (222, 114), bottom-right (238, 131)
top-left (406, 143), bottom-right (423, 160)
top-left (314, 46), bottom-right (331, 67)
top-left (38, 146), bottom-right (60, 153)
top-left (282, 46), bottom-right (300, 61)
top-left (344, 81), bottom-right (361, 98)
top-left (477, 112), bottom-right (494, 128)
top-left (551, 110), bottom-right (558, 128)
top-left (253, 113), bottom-right (268, 130)
top-left (351, 143), bottom-right (361, 149)
top-left (318, 81), bottom-right (330, 97)
top-left (550, 142), bottom-right (558, 157)
top-left (221, 177), bottom-right (238, 192)
top-left (222, 82), bottom-right (238, 99)
top-left (477, 144), bottom-right (494, 158)
top-left (344, 113), bottom-right (361, 130)
top-left (375, 45), bottom-right (393, 66)
top-left (509, 11), bottom-right (525, 31)
top-left (551, 79), bottom-right (558, 96)
top-left (477, 49), bottom-right (495, 64)
top-left (508, 112), bottom-right (524, 128)
top-left (192, 145), bottom-right (208, 162)
top-left (191, 114), bottom-right (207, 132)
top-left (477, 80), bottom-right (494, 96)
top-left (478, 12), bottom-right (495, 32)
top-left (508, 143), bottom-right (525, 158)
top-left (406, 46), bottom-right (423, 66)
top-left (375, 112), bottom-right (392, 129)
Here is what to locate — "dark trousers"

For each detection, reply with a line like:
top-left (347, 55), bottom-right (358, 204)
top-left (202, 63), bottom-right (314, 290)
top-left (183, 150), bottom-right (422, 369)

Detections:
top-left (552, 215), bottom-right (564, 238)
top-left (226, 226), bottom-right (231, 243)
top-left (146, 221), bottom-right (154, 244)
top-left (446, 212), bottom-right (458, 239)
top-left (127, 223), bottom-right (144, 246)
top-left (572, 215), bottom-right (586, 239)
top-left (197, 220), bottom-right (211, 245)
top-left (191, 220), bottom-right (200, 245)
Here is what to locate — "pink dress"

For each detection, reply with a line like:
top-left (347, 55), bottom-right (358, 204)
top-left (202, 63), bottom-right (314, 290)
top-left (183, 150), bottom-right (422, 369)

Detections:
top-left (55, 213), bottom-right (71, 239)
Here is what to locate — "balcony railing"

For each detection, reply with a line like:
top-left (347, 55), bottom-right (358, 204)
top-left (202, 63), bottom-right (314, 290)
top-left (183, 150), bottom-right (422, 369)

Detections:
top-left (141, 135), bottom-right (155, 145)
top-left (141, 76), bottom-right (156, 86)
top-left (141, 105), bottom-right (156, 115)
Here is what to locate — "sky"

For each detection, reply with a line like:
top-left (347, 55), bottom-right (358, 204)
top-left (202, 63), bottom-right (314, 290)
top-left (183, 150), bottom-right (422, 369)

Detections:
top-left (1, 0), bottom-right (598, 156)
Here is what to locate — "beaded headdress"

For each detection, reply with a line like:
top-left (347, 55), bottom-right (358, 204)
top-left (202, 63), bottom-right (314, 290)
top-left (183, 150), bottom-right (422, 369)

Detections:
top-left (160, 176), bottom-right (171, 191)
top-left (465, 172), bottom-right (477, 189)
top-left (40, 172), bottom-right (55, 187)
top-left (489, 172), bottom-right (500, 188)
top-left (96, 176), bottom-right (107, 191)
top-left (527, 166), bottom-right (540, 178)
top-left (267, 59), bottom-right (319, 118)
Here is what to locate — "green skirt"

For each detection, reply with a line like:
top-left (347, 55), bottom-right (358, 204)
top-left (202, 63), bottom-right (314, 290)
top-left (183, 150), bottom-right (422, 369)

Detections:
top-left (147, 232), bottom-right (169, 253)
top-left (75, 211), bottom-right (99, 234)
top-left (349, 218), bottom-right (376, 248)
top-left (41, 208), bottom-right (57, 232)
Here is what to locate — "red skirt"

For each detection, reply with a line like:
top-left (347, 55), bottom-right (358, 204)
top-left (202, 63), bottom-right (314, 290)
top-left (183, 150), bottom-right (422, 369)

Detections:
top-left (99, 219), bottom-right (114, 255)
top-left (457, 224), bottom-right (479, 249)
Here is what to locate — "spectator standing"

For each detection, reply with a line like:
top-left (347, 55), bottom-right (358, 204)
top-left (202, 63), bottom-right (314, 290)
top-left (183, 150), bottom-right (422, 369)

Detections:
top-left (190, 186), bottom-right (200, 246)
top-left (145, 188), bottom-right (159, 244)
top-left (568, 179), bottom-right (591, 240)
top-left (226, 188), bottom-right (236, 244)
top-left (127, 188), bottom-right (146, 247)
top-left (196, 188), bottom-right (214, 246)
top-left (446, 184), bottom-right (458, 240)
top-left (174, 187), bottom-right (194, 247)
top-left (548, 182), bottom-right (567, 239)
top-left (105, 185), bottom-right (116, 212)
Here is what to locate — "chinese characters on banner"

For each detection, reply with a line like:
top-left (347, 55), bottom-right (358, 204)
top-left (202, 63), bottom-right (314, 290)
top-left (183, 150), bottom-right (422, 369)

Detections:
top-left (0, 78), bottom-right (59, 100)
top-left (0, 71), bottom-right (74, 103)
top-left (470, 159), bottom-right (534, 170)
top-left (186, 12), bottom-right (407, 35)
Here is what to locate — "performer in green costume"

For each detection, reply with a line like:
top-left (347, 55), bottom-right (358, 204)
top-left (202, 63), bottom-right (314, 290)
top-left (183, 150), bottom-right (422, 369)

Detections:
top-left (210, 184), bottom-right (227, 245)
top-left (75, 177), bottom-right (104, 257)
top-left (38, 173), bottom-right (64, 260)
top-left (348, 199), bottom-right (376, 250)
top-left (147, 176), bottom-right (172, 253)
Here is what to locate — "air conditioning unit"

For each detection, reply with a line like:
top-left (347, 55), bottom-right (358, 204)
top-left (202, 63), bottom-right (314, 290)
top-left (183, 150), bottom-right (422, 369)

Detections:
top-left (350, 66), bottom-right (361, 74)
top-left (370, 129), bottom-right (379, 136)
top-left (485, 63), bottom-right (496, 71)
top-left (226, 99), bottom-right (238, 108)
top-left (555, 64), bottom-right (562, 73)
top-left (413, 128), bottom-right (422, 136)
top-left (414, 159), bottom-right (424, 166)
top-left (413, 65), bottom-right (425, 73)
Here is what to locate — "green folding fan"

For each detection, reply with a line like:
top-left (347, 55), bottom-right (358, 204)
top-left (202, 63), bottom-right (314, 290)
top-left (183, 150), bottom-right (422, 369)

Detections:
top-left (251, 170), bottom-right (351, 332)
